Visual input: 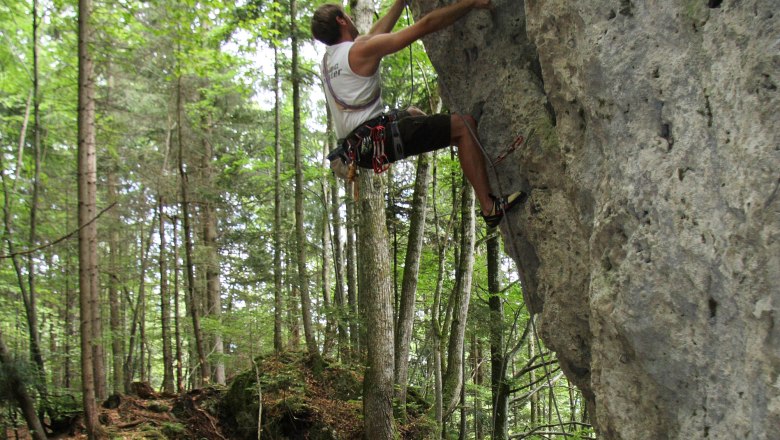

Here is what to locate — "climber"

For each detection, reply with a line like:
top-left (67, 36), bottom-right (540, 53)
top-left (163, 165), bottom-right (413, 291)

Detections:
top-left (311, 0), bottom-right (525, 227)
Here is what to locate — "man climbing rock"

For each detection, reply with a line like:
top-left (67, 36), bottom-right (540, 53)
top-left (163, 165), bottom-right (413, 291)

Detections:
top-left (311, 0), bottom-right (525, 227)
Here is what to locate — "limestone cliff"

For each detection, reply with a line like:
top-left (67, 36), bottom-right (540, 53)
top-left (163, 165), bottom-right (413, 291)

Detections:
top-left (417, 0), bottom-right (779, 438)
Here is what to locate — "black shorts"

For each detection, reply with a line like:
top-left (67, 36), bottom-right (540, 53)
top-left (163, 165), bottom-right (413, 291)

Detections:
top-left (347, 111), bottom-right (451, 169)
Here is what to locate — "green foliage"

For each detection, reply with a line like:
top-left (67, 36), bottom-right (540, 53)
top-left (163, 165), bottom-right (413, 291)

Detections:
top-left (160, 421), bottom-right (188, 439)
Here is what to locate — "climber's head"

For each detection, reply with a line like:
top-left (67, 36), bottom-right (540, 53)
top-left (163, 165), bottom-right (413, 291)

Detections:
top-left (311, 3), bottom-right (359, 45)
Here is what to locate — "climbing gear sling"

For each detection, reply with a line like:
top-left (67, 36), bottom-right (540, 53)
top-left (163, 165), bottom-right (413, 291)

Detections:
top-left (327, 111), bottom-right (405, 176)
top-left (322, 52), bottom-right (381, 111)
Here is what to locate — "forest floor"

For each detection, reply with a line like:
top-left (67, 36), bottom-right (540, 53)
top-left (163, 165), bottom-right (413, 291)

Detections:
top-left (4, 351), bottom-right (434, 439)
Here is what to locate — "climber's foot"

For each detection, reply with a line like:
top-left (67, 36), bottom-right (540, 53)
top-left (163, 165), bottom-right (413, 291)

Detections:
top-left (481, 191), bottom-right (527, 228)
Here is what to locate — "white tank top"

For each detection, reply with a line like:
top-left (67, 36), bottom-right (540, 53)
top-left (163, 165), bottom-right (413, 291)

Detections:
top-left (322, 42), bottom-right (384, 139)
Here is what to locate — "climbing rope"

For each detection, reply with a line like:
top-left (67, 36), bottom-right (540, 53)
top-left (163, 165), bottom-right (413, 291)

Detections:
top-left (437, 76), bottom-right (568, 435)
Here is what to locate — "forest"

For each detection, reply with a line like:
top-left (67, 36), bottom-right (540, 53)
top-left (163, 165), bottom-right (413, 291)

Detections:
top-left (0, 0), bottom-right (593, 438)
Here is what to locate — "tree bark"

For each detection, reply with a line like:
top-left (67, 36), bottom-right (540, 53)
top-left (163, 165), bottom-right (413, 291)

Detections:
top-left (107, 168), bottom-right (124, 394)
top-left (177, 66), bottom-right (210, 385)
top-left (201, 130), bottom-right (225, 385)
top-left (443, 181), bottom-right (476, 417)
top-left (358, 174), bottom-right (396, 440)
top-left (124, 218), bottom-right (155, 393)
top-left (351, 1), bottom-right (395, 436)
top-left (327, 108), bottom-right (348, 361)
top-left (159, 196), bottom-right (175, 394)
top-left (345, 180), bottom-right (359, 357)
top-left (0, 330), bottom-right (47, 440)
top-left (529, 329), bottom-right (538, 425)
top-left (172, 216), bottom-right (185, 393)
top-left (272, 28), bottom-right (284, 353)
top-left (28, 0), bottom-right (50, 407)
top-left (320, 154), bottom-right (334, 357)
top-left (291, 0), bottom-right (319, 363)
top-left (77, 0), bottom-right (100, 433)
top-left (430, 158), bottom-right (456, 436)
top-left (487, 225), bottom-right (510, 440)
top-left (394, 153), bottom-right (431, 416)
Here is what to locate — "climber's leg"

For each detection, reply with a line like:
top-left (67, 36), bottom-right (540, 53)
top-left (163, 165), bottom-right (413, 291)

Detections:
top-left (450, 114), bottom-right (493, 214)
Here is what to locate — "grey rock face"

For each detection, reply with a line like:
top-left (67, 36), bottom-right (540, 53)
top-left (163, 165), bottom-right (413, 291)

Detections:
top-left (417, 0), bottom-right (779, 438)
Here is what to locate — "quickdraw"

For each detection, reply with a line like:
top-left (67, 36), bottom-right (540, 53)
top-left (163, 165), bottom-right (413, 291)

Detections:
top-left (371, 125), bottom-right (390, 174)
top-left (495, 128), bottom-right (535, 164)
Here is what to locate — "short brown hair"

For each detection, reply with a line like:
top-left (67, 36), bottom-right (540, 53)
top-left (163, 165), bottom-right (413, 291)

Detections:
top-left (311, 3), bottom-right (344, 45)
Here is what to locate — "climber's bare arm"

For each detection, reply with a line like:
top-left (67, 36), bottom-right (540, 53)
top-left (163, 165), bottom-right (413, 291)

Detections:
top-left (349, 0), bottom-right (492, 76)
top-left (368, 0), bottom-right (407, 36)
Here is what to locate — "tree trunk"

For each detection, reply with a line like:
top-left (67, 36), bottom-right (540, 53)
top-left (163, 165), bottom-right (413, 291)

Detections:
top-left (177, 68), bottom-right (210, 385)
top-left (159, 196), bottom-right (175, 394)
top-left (443, 181), bottom-right (476, 417)
top-left (291, 0), bottom-right (319, 363)
top-left (394, 153), bottom-right (431, 416)
top-left (472, 335), bottom-right (482, 440)
top-left (358, 173), bottom-right (396, 440)
top-left (64, 204), bottom-right (74, 389)
top-left (107, 168), bottom-right (124, 394)
top-left (351, 1), bottom-right (395, 436)
top-left (529, 330), bottom-right (538, 425)
top-left (201, 131), bottom-right (225, 385)
top-left (272, 31), bottom-right (284, 353)
top-left (172, 216), bottom-right (185, 393)
top-left (124, 219), bottom-right (155, 393)
top-left (28, 0), bottom-right (49, 407)
top-left (430, 158), bottom-right (455, 437)
top-left (345, 180), bottom-right (359, 357)
top-left (327, 108), bottom-right (348, 361)
top-left (487, 225), bottom-right (509, 440)
top-left (77, 0), bottom-right (100, 433)
top-left (0, 330), bottom-right (47, 440)
top-left (321, 179), bottom-right (335, 357)
top-left (286, 251), bottom-right (301, 349)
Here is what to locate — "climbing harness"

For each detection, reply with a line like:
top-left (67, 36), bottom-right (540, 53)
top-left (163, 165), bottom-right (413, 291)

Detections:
top-left (327, 111), bottom-right (406, 200)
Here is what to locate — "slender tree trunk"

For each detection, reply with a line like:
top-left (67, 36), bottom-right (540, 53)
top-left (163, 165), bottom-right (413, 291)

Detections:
top-left (443, 181), bottom-right (476, 417)
top-left (529, 331), bottom-right (538, 425)
top-left (487, 225), bottom-right (509, 440)
top-left (176, 67), bottom-right (210, 385)
top-left (124, 219), bottom-right (155, 392)
top-left (172, 216), bottom-right (184, 393)
top-left (159, 196), bottom-right (175, 393)
top-left (345, 180), bottom-right (359, 357)
top-left (320, 147), bottom-right (334, 357)
top-left (430, 157), bottom-right (454, 437)
top-left (327, 108), bottom-right (348, 361)
top-left (107, 169), bottom-right (124, 393)
top-left (77, 0), bottom-right (100, 433)
top-left (272, 32), bottom-right (284, 353)
top-left (0, 330), bottom-right (47, 440)
top-left (286, 251), bottom-right (301, 349)
top-left (291, 0), bottom-right (319, 363)
top-left (201, 133), bottom-right (225, 385)
top-left (28, 0), bottom-right (49, 408)
top-left (139, 231), bottom-right (147, 384)
top-left (394, 153), bottom-right (431, 416)
top-left (473, 335), bottom-right (483, 440)
top-left (64, 199), bottom-right (74, 389)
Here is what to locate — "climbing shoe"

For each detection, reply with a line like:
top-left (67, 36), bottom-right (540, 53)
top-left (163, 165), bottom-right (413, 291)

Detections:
top-left (481, 191), bottom-right (527, 228)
